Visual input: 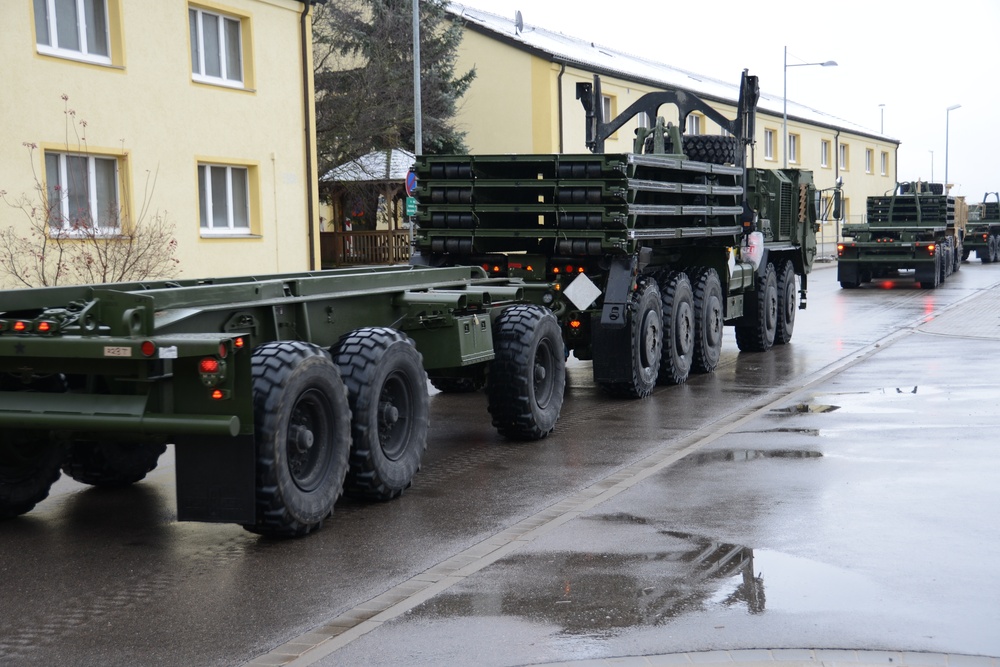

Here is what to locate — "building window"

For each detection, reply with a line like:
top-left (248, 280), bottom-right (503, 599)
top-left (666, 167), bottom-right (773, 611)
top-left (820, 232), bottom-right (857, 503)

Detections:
top-left (788, 134), bottom-right (799, 164)
top-left (198, 164), bottom-right (251, 235)
top-left (44, 151), bottom-right (120, 233)
top-left (764, 129), bottom-right (775, 160)
top-left (821, 140), bottom-right (830, 168)
top-left (865, 148), bottom-right (874, 174)
top-left (189, 6), bottom-right (244, 87)
top-left (686, 114), bottom-right (702, 135)
top-left (601, 95), bottom-right (613, 122)
top-left (33, 0), bottom-right (111, 65)
top-left (839, 143), bottom-right (849, 171)
top-left (880, 151), bottom-right (888, 176)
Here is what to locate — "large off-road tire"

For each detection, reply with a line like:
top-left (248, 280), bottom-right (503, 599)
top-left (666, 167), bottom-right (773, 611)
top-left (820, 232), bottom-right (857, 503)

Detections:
top-left (487, 306), bottom-right (565, 440)
top-left (599, 279), bottom-right (662, 399)
top-left (243, 341), bottom-right (351, 538)
top-left (333, 328), bottom-right (429, 500)
top-left (735, 262), bottom-right (778, 352)
top-left (688, 267), bottom-right (724, 373)
top-left (775, 260), bottom-right (797, 345)
top-left (61, 440), bottom-right (166, 487)
top-left (658, 271), bottom-right (694, 385)
top-left (988, 235), bottom-right (999, 263)
top-left (429, 376), bottom-right (484, 393)
top-left (683, 135), bottom-right (739, 165)
top-left (0, 373), bottom-right (68, 519)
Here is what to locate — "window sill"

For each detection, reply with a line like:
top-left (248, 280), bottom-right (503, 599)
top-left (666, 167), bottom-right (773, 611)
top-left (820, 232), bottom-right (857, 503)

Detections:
top-left (191, 77), bottom-right (256, 94)
top-left (36, 49), bottom-right (123, 71)
top-left (200, 233), bottom-right (260, 239)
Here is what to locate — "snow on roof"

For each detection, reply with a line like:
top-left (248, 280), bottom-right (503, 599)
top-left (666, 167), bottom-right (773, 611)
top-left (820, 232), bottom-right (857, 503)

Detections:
top-left (447, 2), bottom-right (884, 140)
top-left (324, 148), bottom-right (415, 183)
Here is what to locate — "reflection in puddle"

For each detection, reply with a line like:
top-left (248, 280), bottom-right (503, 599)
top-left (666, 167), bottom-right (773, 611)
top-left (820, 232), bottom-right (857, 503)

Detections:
top-left (674, 448), bottom-right (823, 468)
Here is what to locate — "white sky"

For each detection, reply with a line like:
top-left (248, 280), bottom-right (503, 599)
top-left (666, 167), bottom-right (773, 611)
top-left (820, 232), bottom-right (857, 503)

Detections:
top-left (453, 0), bottom-right (1000, 201)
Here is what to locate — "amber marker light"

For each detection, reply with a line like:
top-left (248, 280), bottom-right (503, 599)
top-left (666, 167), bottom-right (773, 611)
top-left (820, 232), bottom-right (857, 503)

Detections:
top-left (36, 322), bottom-right (51, 333)
top-left (569, 319), bottom-right (582, 329)
top-left (211, 389), bottom-right (224, 400)
top-left (14, 321), bottom-right (27, 332)
top-left (234, 337), bottom-right (245, 349)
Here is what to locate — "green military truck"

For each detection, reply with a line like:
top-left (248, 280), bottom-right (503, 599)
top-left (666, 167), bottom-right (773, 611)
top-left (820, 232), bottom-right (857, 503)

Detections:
top-left (0, 265), bottom-right (565, 535)
top-left (964, 193), bottom-right (1000, 263)
top-left (838, 181), bottom-right (964, 289)
top-left (411, 71), bottom-right (827, 398)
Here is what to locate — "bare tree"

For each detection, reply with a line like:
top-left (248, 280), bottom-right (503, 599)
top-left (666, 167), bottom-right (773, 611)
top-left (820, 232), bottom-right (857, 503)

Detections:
top-left (0, 97), bottom-right (180, 288)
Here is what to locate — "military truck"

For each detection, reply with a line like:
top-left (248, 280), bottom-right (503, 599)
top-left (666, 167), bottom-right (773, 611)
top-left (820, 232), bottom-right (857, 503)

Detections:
top-left (837, 181), bottom-right (963, 289)
top-left (411, 70), bottom-right (827, 398)
top-left (0, 265), bottom-right (565, 535)
top-left (964, 192), bottom-right (1000, 263)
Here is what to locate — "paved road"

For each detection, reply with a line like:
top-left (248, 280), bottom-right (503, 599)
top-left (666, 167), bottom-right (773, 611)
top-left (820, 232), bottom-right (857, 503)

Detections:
top-left (1, 261), bottom-right (998, 667)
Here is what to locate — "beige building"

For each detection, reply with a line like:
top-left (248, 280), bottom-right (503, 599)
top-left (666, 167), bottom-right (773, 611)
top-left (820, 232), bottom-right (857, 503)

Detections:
top-left (446, 4), bottom-right (899, 243)
top-left (0, 0), bottom-right (321, 289)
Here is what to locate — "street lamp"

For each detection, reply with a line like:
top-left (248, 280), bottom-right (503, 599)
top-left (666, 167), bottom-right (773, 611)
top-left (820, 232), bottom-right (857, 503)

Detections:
top-left (944, 103), bottom-right (961, 190)
top-left (879, 103), bottom-right (885, 134)
top-left (783, 46), bottom-right (837, 168)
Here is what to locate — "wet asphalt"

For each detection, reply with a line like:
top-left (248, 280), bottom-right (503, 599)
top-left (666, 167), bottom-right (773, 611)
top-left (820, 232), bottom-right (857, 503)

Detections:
top-left (1, 259), bottom-right (998, 667)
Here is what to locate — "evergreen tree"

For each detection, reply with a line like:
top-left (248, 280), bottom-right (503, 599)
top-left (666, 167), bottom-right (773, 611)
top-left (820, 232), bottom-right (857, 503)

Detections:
top-left (313, 0), bottom-right (476, 176)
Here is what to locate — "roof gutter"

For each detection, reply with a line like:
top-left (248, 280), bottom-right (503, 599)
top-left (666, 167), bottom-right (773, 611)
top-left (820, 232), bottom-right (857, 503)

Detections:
top-left (301, 0), bottom-right (317, 270)
top-left (557, 62), bottom-right (566, 153)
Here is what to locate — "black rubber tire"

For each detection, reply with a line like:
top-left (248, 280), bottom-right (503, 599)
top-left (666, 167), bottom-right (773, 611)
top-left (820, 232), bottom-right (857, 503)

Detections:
top-left (735, 262), bottom-right (778, 352)
top-left (61, 440), bottom-right (167, 487)
top-left (658, 271), bottom-right (694, 385)
top-left (429, 376), bottom-right (484, 393)
top-left (0, 373), bottom-right (67, 519)
top-left (840, 279), bottom-right (860, 289)
top-left (962, 248), bottom-right (970, 262)
top-left (688, 267), bottom-right (724, 374)
top-left (683, 135), bottom-right (739, 165)
top-left (243, 341), bottom-right (351, 538)
top-left (989, 235), bottom-right (999, 263)
top-left (918, 255), bottom-right (941, 289)
top-left (599, 279), bottom-right (662, 398)
top-left (775, 260), bottom-right (797, 345)
top-left (487, 305), bottom-right (566, 440)
top-left (333, 328), bottom-right (429, 500)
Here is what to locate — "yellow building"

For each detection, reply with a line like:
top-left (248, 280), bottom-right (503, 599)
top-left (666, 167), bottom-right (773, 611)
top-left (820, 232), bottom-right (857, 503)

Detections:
top-left (447, 4), bottom-right (899, 242)
top-left (0, 0), bottom-right (321, 289)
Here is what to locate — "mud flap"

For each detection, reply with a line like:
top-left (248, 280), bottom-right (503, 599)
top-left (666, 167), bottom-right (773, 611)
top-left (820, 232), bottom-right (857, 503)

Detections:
top-left (175, 434), bottom-right (256, 523)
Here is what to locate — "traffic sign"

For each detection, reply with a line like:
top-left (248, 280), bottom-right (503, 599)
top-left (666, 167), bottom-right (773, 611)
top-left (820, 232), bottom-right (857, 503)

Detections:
top-left (405, 170), bottom-right (417, 197)
top-left (405, 197), bottom-right (417, 216)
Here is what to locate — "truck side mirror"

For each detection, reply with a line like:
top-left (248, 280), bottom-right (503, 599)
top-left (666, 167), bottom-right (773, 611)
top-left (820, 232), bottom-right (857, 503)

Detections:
top-left (832, 190), bottom-right (843, 220)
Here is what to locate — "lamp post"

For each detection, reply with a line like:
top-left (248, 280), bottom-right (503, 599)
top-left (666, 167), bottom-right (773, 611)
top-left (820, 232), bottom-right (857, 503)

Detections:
top-left (783, 46), bottom-right (837, 168)
top-left (944, 103), bottom-right (961, 190)
top-left (879, 103), bottom-right (885, 134)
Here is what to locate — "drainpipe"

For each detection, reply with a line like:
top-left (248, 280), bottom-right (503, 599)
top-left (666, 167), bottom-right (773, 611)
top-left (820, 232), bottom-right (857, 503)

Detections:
top-left (301, 0), bottom-right (317, 270)
top-left (557, 63), bottom-right (566, 153)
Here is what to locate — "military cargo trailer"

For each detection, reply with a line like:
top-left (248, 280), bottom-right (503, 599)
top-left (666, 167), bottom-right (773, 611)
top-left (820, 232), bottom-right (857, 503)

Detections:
top-left (838, 182), bottom-right (963, 288)
top-left (0, 265), bottom-right (565, 536)
top-left (964, 192), bottom-right (1000, 263)
top-left (412, 71), bottom-right (823, 399)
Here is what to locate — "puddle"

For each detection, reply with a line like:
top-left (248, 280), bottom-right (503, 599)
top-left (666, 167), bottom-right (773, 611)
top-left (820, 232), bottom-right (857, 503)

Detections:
top-left (674, 448), bottom-right (823, 468)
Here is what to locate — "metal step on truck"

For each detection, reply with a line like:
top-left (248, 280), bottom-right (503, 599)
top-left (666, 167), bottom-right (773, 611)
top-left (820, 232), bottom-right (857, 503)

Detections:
top-left (411, 70), bottom-right (831, 398)
top-left (837, 181), bottom-right (964, 289)
top-left (0, 265), bottom-right (565, 536)
top-left (964, 192), bottom-right (1000, 263)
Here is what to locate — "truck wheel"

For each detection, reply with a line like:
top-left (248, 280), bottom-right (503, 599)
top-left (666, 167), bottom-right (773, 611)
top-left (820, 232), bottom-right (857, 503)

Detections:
top-left (775, 260), bottom-right (797, 345)
top-left (62, 440), bottom-right (167, 487)
top-left (683, 135), bottom-right (739, 165)
top-left (599, 279), bottom-right (662, 398)
top-left (333, 328), bottom-right (429, 500)
top-left (689, 267), bottom-right (724, 373)
top-left (735, 262), bottom-right (778, 352)
top-left (917, 255), bottom-right (941, 289)
top-left (429, 376), bottom-right (484, 393)
top-left (658, 271), bottom-right (694, 385)
top-left (0, 373), bottom-right (68, 519)
top-left (989, 235), bottom-right (999, 263)
top-left (488, 306), bottom-right (565, 439)
top-left (244, 341), bottom-right (351, 538)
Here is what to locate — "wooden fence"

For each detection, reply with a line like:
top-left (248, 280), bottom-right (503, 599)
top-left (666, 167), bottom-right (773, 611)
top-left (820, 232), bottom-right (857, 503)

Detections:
top-left (320, 230), bottom-right (411, 267)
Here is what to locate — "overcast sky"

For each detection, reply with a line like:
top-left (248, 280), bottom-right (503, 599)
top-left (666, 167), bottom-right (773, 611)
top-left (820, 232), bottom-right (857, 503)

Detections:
top-left (452, 0), bottom-right (1000, 202)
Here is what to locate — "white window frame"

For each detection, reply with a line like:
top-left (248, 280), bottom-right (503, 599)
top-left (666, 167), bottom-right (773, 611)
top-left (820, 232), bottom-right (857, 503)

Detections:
top-left (788, 134), bottom-right (799, 164)
top-left (764, 129), bottom-right (775, 160)
top-left (189, 7), bottom-right (244, 88)
top-left (865, 148), bottom-right (874, 174)
top-left (45, 151), bottom-right (120, 235)
top-left (686, 114), bottom-right (702, 135)
top-left (33, 0), bottom-right (111, 65)
top-left (821, 140), bottom-right (830, 168)
top-left (601, 95), bottom-right (613, 122)
top-left (839, 143), bottom-right (849, 170)
top-left (198, 164), bottom-right (251, 235)
top-left (880, 151), bottom-right (888, 176)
